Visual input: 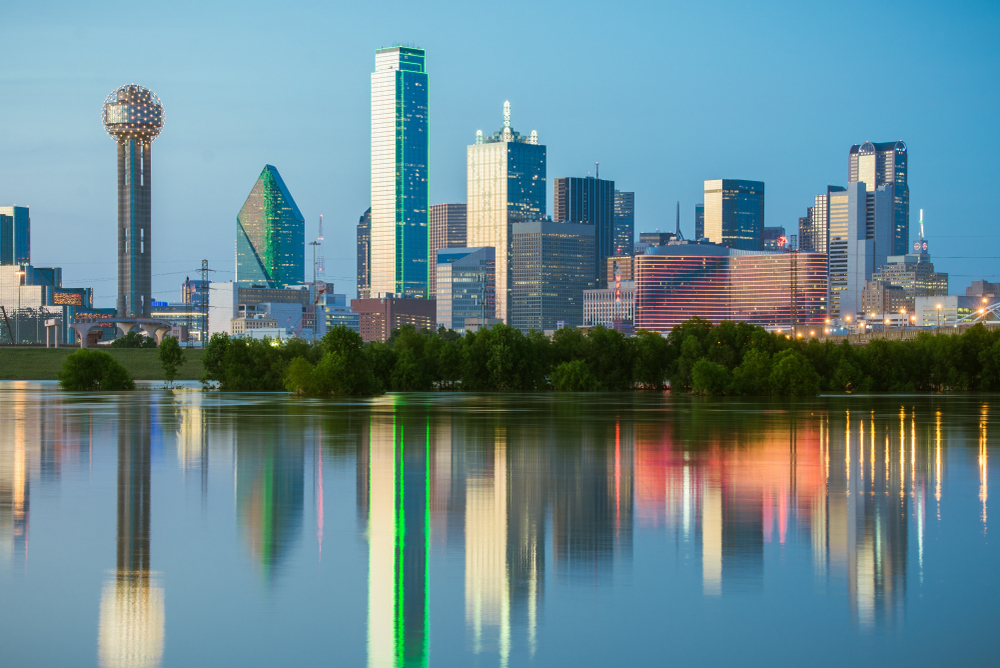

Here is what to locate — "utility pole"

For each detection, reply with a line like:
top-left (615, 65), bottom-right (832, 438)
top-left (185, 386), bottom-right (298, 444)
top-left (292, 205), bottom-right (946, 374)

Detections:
top-left (200, 260), bottom-right (215, 346)
top-left (789, 235), bottom-right (798, 336)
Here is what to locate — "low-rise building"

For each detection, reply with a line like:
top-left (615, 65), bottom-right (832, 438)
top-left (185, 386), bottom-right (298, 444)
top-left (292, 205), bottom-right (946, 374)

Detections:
top-left (861, 280), bottom-right (907, 317)
top-left (351, 296), bottom-right (435, 343)
top-left (915, 296), bottom-right (980, 328)
top-left (584, 280), bottom-right (635, 332)
top-left (231, 315), bottom-right (278, 335)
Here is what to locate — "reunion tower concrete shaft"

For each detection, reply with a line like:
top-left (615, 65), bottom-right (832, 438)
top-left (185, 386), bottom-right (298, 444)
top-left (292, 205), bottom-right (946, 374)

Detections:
top-left (102, 84), bottom-right (164, 318)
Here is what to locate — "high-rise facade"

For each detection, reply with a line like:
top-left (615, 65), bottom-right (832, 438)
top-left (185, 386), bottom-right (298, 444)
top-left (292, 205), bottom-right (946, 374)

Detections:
top-left (762, 226), bottom-right (786, 251)
top-left (703, 180), bottom-right (765, 251)
top-left (554, 176), bottom-right (614, 285)
top-left (827, 182), bottom-right (893, 319)
top-left (102, 85), bottom-right (164, 318)
top-left (467, 101), bottom-right (545, 323)
top-left (849, 141), bottom-right (909, 255)
top-left (634, 244), bottom-right (828, 332)
top-left (371, 46), bottom-right (429, 299)
top-left (429, 203), bottom-right (467, 298)
top-left (235, 165), bottom-right (305, 289)
top-left (357, 207), bottom-right (371, 299)
top-left (435, 246), bottom-right (495, 332)
top-left (694, 204), bottom-right (704, 240)
top-left (613, 191), bottom-right (634, 258)
top-left (0, 206), bottom-right (30, 266)
top-left (510, 221), bottom-right (594, 332)
top-left (799, 186), bottom-right (846, 254)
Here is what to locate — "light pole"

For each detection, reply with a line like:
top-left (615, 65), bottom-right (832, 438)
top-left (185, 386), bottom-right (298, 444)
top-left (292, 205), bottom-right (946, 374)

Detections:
top-left (936, 304), bottom-right (942, 329)
top-left (15, 268), bottom-right (25, 345)
top-left (309, 240), bottom-right (320, 339)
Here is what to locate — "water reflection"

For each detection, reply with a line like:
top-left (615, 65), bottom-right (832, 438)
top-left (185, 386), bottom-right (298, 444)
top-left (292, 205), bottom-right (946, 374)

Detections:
top-left (98, 398), bottom-right (164, 668)
top-left (0, 388), bottom-right (996, 666)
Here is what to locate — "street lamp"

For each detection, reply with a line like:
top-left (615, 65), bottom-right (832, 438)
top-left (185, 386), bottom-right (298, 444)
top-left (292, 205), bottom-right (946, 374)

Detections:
top-left (15, 267), bottom-right (25, 345)
top-left (936, 303), bottom-right (942, 329)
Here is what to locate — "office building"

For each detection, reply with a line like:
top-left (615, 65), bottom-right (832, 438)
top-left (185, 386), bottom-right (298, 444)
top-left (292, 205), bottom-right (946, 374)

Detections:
top-left (613, 191), bottom-right (634, 257)
top-left (634, 244), bottom-right (828, 332)
top-left (371, 46), bottom-right (429, 299)
top-left (0, 264), bottom-right (111, 345)
top-left (357, 207), bottom-right (371, 299)
top-left (584, 280), bottom-right (635, 331)
top-left (510, 221), bottom-right (594, 332)
top-left (209, 282), bottom-right (311, 338)
top-left (102, 84), bottom-right (164, 318)
top-left (351, 296), bottom-right (436, 343)
top-left (554, 176), bottom-right (614, 284)
top-left (870, 257), bottom-right (947, 311)
top-left (467, 101), bottom-right (545, 323)
top-left (828, 182), bottom-right (893, 320)
top-left (0, 206), bottom-right (30, 266)
top-left (235, 165), bottom-right (305, 289)
top-left (435, 246), bottom-right (495, 333)
top-left (762, 226), bottom-right (786, 251)
top-left (639, 232), bottom-right (676, 247)
top-left (429, 203), bottom-right (468, 298)
top-left (694, 204), bottom-right (705, 240)
top-left (849, 141), bottom-right (909, 255)
top-left (915, 296), bottom-right (980, 328)
top-left (703, 179), bottom-right (765, 251)
top-left (316, 292), bottom-right (360, 335)
top-left (798, 186), bottom-right (846, 254)
top-left (967, 280), bottom-right (1000, 299)
top-left (607, 256), bottom-right (634, 282)
top-left (861, 280), bottom-right (907, 316)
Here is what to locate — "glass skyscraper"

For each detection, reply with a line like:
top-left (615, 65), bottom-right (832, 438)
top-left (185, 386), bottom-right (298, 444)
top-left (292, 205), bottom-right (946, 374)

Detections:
top-left (429, 203), bottom-right (467, 299)
top-left (554, 176), bottom-right (615, 285)
top-left (694, 204), bottom-right (704, 241)
top-left (235, 165), bottom-right (305, 289)
top-left (371, 46), bottom-right (429, 299)
top-left (848, 141), bottom-right (909, 256)
top-left (613, 191), bottom-right (634, 257)
top-left (357, 207), bottom-right (371, 299)
top-left (467, 101), bottom-right (545, 323)
top-left (703, 179), bottom-right (765, 251)
top-left (0, 206), bottom-right (30, 266)
top-left (435, 246), bottom-right (495, 333)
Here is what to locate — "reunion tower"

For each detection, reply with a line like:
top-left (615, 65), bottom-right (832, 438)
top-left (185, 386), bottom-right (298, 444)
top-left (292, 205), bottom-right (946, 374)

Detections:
top-left (102, 85), bottom-right (164, 318)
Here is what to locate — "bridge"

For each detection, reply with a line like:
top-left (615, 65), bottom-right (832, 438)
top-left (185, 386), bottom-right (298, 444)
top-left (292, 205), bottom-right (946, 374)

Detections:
top-left (60, 318), bottom-right (176, 348)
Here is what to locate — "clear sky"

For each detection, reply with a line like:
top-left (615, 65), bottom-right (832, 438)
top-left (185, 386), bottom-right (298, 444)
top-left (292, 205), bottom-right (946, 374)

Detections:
top-left (1, 0), bottom-right (997, 306)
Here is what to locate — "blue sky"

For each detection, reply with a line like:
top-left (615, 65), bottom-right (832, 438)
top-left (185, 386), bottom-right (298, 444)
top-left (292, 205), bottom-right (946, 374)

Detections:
top-left (1, 0), bottom-right (997, 305)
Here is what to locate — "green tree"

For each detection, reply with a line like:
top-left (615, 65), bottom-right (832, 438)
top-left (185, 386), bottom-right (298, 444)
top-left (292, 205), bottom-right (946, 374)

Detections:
top-left (585, 326), bottom-right (636, 390)
top-left (551, 359), bottom-right (599, 391)
top-left (58, 349), bottom-right (136, 391)
top-left (731, 348), bottom-right (772, 395)
top-left (111, 330), bottom-right (157, 348)
top-left (158, 336), bottom-right (186, 387)
top-left (768, 350), bottom-right (820, 396)
top-left (632, 330), bottom-right (671, 390)
top-left (690, 358), bottom-right (731, 395)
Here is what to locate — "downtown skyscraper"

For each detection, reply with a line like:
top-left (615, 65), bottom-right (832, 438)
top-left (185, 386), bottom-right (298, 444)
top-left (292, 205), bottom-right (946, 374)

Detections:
top-left (467, 101), bottom-right (545, 323)
top-left (613, 191), bottom-right (634, 257)
top-left (848, 141), bottom-right (909, 255)
top-left (703, 179), bottom-right (765, 251)
top-left (554, 176), bottom-right (615, 285)
top-left (371, 47), bottom-right (429, 299)
top-left (235, 165), bottom-right (305, 289)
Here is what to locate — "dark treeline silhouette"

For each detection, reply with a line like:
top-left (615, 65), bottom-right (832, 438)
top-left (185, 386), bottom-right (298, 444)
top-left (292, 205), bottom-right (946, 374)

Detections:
top-left (200, 319), bottom-right (1000, 396)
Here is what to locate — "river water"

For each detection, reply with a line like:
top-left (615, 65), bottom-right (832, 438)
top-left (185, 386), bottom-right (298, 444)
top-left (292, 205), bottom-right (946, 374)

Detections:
top-left (0, 382), bottom-right (996, 667)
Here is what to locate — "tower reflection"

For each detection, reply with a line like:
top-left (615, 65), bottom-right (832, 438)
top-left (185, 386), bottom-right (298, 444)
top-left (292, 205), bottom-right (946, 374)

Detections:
top-left (98, 398), bottom-right (164, 668)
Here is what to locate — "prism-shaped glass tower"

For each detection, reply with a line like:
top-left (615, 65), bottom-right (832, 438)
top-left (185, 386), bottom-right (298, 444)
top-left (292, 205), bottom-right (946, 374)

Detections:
top-left (236, 165), bottom-right (305, 288)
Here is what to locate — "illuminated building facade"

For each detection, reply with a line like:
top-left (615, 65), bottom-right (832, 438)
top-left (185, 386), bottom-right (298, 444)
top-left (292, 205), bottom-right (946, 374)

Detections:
top-left (583, 280), bottom-right (635, 330)
top-left (467, 101), bottom-right (545, 323)
top-left (371, 47), bottom-right (429, 299)
top-left (634, 244), bottom-right (828, 332)
top-left (554, 176), bottom-right (615, 284)
top-left (357, 207), bottom-right (371, 299)
top-left (703, 179), bottom-right (765, 251)
top-left (435, 246), bottom-right (495, 333)
top-left (235, 165), bottom-right (305, 289)
top-left (0, 206), bottom-right (30, 266)
top-left (762, 226), bottom-right (786, 251)
top-left (429, 203), bottom-right (467, 298)
top-left (510, 221), bottom-right (594, 332)
top-left (798, 186), bottom-right (846, 254)
top-left (102, 84), bottom-right (164, 318)
top-left (828, 182), bottom-right (893, 319)
top-left (613, 191), bottom-right (634, 257)
top-left (849, 140), bottom-right (909, 255)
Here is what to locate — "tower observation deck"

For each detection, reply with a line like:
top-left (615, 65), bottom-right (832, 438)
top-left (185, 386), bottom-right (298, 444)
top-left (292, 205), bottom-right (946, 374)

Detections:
top-left (102, 84), bottom-right (164, 318)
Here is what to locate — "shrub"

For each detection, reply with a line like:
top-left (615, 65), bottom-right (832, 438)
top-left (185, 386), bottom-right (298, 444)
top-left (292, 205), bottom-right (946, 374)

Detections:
top-left (58, 349), bottom-right (136, 391)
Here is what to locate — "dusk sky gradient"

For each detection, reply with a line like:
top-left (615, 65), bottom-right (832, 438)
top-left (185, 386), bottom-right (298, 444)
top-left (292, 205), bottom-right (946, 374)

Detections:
top-left (1, 0), bottom-right (997, 306)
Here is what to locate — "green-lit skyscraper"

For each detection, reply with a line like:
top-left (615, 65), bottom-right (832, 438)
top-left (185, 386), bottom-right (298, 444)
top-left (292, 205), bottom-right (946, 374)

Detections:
top-left (371, 46), bottom-right (429, 299)
top-left (236, 165), bottom-right (305, 288)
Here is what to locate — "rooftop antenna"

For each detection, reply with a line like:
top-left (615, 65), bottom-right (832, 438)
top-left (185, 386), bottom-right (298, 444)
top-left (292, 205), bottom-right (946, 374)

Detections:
top-left (596, 162), bottom-right (599, 179)
top-left (919, 208), bottom-right (925, 239)
top-left (674, 201), bottom-right (684, 240)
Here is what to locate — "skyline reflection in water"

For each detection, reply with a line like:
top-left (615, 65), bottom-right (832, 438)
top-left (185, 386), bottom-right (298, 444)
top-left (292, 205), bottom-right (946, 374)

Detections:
top-left (0, 384), bottom-right (996, 667)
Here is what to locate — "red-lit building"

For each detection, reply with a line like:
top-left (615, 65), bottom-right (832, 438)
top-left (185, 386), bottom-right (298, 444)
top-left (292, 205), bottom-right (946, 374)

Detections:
top-left (634, 243), bottom-right (828, 333)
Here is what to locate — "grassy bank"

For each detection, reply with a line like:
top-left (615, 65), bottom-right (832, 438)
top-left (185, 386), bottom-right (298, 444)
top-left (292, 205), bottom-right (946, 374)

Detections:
top-left (0, 347), bottom-right (205, 381)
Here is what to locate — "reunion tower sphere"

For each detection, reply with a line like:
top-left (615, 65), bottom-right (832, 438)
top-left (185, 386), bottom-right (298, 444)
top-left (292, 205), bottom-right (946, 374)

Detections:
top-left (102, 84), bottom-right (164, 142)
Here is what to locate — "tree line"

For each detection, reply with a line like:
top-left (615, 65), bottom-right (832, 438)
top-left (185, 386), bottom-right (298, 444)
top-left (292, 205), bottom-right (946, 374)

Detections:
top-left (199, 319), bottom-right (1000, 396)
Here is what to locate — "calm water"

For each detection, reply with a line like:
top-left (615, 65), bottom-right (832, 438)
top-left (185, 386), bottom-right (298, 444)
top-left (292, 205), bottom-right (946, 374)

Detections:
top-left (0, 383), bottom-right (996, 667)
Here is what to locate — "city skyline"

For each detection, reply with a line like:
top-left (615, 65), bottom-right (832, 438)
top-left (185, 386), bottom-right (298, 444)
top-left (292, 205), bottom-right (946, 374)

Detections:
top-left (1, 2), bottom-right (997, 308)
